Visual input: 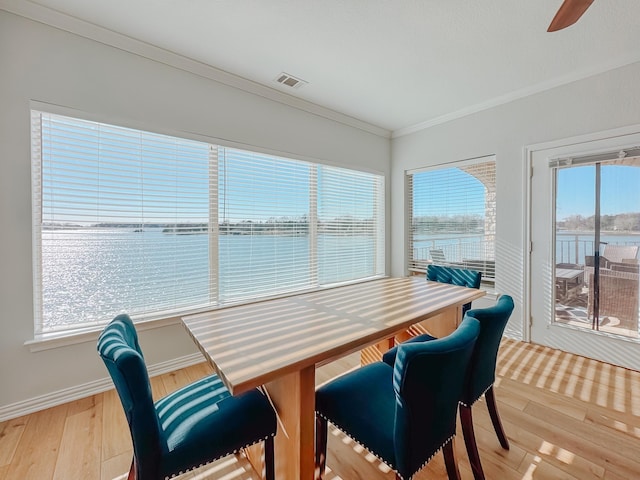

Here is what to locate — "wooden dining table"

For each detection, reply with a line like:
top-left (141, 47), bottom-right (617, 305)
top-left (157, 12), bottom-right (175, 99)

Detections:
top-left (181, 276), bottom-right (485, 480)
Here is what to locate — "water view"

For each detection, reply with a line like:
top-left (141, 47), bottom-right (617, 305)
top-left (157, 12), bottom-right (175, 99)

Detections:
top-left (40, 228), bottom-right (377, 331)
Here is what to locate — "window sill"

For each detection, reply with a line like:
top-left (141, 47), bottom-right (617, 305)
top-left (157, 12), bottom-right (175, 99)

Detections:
top-left (25, 316), bottom-right (182, 352)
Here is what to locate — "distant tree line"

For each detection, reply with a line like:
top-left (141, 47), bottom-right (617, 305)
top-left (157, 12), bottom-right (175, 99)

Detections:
top-left (43, 216), bottom-right (376, 235)
top-left (558, 213), bottom-right (640, 232)
top-left (412, 215), bottom-right (484, 234)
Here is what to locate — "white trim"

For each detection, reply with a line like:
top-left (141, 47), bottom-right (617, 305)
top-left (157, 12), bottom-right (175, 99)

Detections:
top-left (0, 352), bottom-right (205, 422)
top-left (406, 153), bottom-right (496, 175)
top-left (0, 0), bottom-right (390, 139)
top-left (393, 55), bottom-right (640, 139)
top-left (25, 316), bottom-right (181, 352)
top-left (523, 145), bottom-right (533, 343)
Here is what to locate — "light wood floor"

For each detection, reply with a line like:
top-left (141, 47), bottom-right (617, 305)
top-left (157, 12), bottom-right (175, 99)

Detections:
top-left (1, 338), bottom-right (640, 480)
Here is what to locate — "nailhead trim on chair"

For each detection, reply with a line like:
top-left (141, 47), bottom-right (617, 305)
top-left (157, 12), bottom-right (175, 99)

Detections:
top-left (164, 433), bottom-right (276, 479)
top-left (459, 383), bottom-right (492, 408)
top-left (316, 412), bottom-right (455, 480)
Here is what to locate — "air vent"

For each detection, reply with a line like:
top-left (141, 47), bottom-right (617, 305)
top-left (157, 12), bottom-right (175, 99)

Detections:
top-left (275, 72), bottom-right (307, 89)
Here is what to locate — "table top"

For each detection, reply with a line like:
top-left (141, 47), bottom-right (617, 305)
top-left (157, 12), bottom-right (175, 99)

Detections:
top-left (182, 276), bottom-right (485, 394)
top-left (556, 268), bottom-right (584, 280)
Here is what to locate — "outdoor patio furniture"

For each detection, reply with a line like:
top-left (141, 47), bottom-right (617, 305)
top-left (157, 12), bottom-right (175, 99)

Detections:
top-left (555, 266), bottom-right (584, 301)
top-left (585, 245), bottom-right (639, 286)
top-left (602, 244), bottom-right (639, 264)
top-left (430, 248), bottom-right (447, 264)
top-left (587, 271), bottom-right (639, 331)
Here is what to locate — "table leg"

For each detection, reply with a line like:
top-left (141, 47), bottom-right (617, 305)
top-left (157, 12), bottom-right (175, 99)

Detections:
top-left (419, 305), bottom-right (461, 338)
top-left (263, 365), bottom-right (316, 480)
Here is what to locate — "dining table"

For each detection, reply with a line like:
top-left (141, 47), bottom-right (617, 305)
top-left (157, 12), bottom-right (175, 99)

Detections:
top-left (181, 276), bottom-right (485, 480)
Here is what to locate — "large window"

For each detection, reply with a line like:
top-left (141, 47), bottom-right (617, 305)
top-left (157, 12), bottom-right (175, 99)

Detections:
top-left (32, 111), bottom-right (385, 335)
top-left (407, 157), bottom-right (496, 282)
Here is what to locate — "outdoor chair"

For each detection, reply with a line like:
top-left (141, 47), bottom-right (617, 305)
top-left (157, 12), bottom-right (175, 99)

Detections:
top-left (315, 316), bottom-right (480, 480)
top-left (98, 314), bottom-right (277, 480)
top-left (429, 248), bottom-right (447, 264)
top-left (383, 295), bottom-right (515, 480)
top-left (587, 271), bottom-right (639, 331)
top-left (602, 244), bottom-right (639, 264)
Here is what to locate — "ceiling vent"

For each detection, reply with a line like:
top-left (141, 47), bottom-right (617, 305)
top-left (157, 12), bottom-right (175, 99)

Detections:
top-left (275, 72), bottom-right (307, 89)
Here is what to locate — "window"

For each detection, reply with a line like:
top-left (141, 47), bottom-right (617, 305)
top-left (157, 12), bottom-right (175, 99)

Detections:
top-left (552, 151), bottom-right (640, 338)
top-left (407, 157), bottom-right (496, 282)
top-left (32, 111), bottom-right (385, 335)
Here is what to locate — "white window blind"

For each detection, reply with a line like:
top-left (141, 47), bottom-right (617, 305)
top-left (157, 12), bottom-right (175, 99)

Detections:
top-left (31, 110), bottom-right (385, 335)
top-left (318, 166), bottom-right (385, 285)
top-left (407, 158), bottom-right (496, 281)
top-left (217, 148), bottom-right (314, 302)
top-left (32, 112), bottom-right (214, 334)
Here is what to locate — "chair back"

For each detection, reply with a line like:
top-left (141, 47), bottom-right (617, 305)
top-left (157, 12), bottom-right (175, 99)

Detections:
top-left (463, 295), bottom-right (514, 405)
top-left (427, 264), bottom-right (482, 314)
top-left (98, 314), bottom-right (164, 477)
top-left (392, 316), bottom-right (480, 478)
top-left (603, 244), bottom-right (639, 264)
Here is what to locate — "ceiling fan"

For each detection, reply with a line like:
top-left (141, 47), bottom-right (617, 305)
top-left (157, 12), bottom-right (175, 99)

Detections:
top-left (547, 0), bottom-right (594, 32)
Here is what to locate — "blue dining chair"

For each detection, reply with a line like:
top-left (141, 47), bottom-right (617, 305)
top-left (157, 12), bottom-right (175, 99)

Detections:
top-left (389, 265), bottom-right (481, 353)
top-left (315, 316), bottom-right (481, 480)
top-left (382, 295), bottom-right (515, 480)
top-left (98, 314), bottom-right (277, 480)
top-left (427, 264), bottom-right (482, 316)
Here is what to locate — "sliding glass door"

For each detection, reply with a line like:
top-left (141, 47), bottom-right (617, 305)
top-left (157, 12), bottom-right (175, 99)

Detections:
top-left (554, 160), bottom-right (640, 337)
top-left (529, 132), bottom-right (640, 370)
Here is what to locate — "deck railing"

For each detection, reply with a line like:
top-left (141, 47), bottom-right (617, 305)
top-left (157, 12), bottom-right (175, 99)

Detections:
top-left (410, 237), bottom-right (495, 280)
top-left (556, 235), bottom-right (640, 265)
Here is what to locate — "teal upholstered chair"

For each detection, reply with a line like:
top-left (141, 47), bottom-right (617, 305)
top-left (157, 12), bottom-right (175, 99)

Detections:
top-left (386, 264), bottom-right (481, 361)
top-left (98, 314), bottom-right (277, 480)
top-left (427, 264), bottom-right (482, 316)
top-left (315, 316), bottom-right (480, 480)
top-left (383, 295), bottom-right (515, 480)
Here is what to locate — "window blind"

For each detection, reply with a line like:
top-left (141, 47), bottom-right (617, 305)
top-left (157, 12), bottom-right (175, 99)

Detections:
top-left (318, 166), bottom-right (385, 285)
top-left (31, 110), bottom-right (385, 335)
top-left (32, 112), bottom-right (214, 334)
top-left (217, 147), bottom-right (314, 302)
top-left (407, 159), bottom-right (496, 280)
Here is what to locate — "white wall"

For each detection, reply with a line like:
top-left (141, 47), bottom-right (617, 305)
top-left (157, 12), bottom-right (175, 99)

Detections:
top-left (391, 61), bottom-right (640, 339)
top-left (0, 10), bottom-right (390, 415)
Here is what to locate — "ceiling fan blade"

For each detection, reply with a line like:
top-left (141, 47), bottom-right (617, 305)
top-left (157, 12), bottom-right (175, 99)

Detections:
top-left (547, 0), bottom-right (594, 32)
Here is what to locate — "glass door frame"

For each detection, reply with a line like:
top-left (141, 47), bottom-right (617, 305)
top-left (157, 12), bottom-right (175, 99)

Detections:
top-left (525, 126), bottom-right (640, 371)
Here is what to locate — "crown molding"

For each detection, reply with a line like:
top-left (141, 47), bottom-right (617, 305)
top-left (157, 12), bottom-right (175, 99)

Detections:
top-left (0, 0), bottom-right (391, 139)
top-left (393, 53), bottom-right (640, 139)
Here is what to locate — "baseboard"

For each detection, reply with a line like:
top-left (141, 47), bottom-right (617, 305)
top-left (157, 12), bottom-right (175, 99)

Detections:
top-left (0, 352), bottom-right (205, 422)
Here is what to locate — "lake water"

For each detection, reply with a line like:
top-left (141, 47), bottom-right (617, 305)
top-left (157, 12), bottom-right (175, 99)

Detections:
top-left (40, 228), bottom-right (377, 331)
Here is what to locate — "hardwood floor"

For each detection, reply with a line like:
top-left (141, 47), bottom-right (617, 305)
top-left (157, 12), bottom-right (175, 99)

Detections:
top-left (1, 338), bottom-right (640, 479)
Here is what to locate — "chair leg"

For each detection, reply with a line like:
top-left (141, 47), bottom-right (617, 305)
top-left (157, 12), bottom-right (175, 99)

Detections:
top-left (442, 440), bottom-right (461, 480)
top-left (315, 416), bottom-right (328, 480)
top-left (485, 385), bottom-right (510, 449)
top-left (460, 404), bottom-right (484, 480)
top-left (127, 458), bottom-right (136, 480)
top-left (264, 436), bottom-right (275, 480)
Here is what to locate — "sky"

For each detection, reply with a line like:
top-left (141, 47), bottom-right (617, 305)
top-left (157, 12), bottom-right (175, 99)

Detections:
top-left (411, 167), bottom-right (485, 218)
top-left (556, 164), bottom-right (640, 220)
top-left (41, 112), bottom-right (380, 225)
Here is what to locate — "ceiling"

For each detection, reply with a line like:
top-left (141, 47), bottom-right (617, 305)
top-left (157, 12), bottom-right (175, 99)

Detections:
top-left (18, 0), bottom-right (640, 135)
